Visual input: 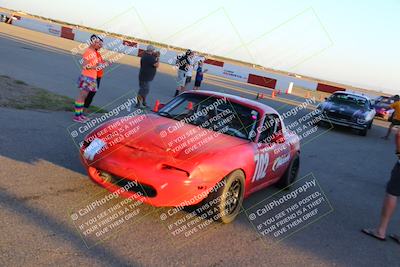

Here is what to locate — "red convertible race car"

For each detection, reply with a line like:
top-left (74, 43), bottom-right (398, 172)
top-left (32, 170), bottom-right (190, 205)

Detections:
top-left (80, 91), bottom-right (300, 223)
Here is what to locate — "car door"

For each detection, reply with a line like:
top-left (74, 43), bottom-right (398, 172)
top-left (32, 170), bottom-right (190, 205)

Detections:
top-left (250, 114), bottom-right (290, 190)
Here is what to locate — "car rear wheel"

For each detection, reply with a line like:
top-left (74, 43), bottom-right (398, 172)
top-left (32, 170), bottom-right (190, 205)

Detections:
top-left (203, 170), bottom-right (245, 224)
top-left (276, 153), bottom-right (300, 189)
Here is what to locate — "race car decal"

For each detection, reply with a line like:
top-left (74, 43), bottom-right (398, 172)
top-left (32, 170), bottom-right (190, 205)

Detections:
top-left (252, 152), bottom-right (269, 182)
top-left (272, 153), bottom-right (290, 172)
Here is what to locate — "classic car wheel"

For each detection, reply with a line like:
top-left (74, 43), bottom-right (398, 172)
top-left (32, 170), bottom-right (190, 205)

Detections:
top-left (358, 128), bottom-right (368, 136)
top-left (204, 170), bottom-right (245, 224)
top-left (277, 153), bottom-right (300, 189)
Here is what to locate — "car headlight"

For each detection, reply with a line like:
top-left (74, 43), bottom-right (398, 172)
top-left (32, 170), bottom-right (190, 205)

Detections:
top-left (357, 118), bottom-right (367, 124)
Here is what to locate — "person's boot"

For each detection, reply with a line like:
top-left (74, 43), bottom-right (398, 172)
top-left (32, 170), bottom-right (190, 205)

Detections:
top-left (135, 95), bottom-right (142, 108)
top-left (142, 97), bottom-right (148, 108)
top-left (174, 90), bottom-right (180, 97)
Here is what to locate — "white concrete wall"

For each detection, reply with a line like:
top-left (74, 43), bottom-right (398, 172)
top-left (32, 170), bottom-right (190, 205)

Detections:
top-left (250, 68), bottom-right (317, 91)
top-left (8, 16), bottom-right (320, 91)
top-left (221, 63), bottom-right (250, 83)
top-left (12, 17), bottom-right (61, 37)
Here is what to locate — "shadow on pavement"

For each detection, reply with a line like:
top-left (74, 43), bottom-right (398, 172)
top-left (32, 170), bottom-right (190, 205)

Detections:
top-left (0, 188), bottom-right (136, 266)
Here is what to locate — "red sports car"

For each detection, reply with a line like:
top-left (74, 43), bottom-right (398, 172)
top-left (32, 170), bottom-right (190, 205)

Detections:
top-left (80, 91), bottom-right (300, 223)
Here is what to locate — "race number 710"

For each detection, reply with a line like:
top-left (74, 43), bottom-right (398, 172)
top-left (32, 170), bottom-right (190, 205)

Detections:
top-left (252, 153), bottom-right (269, 182)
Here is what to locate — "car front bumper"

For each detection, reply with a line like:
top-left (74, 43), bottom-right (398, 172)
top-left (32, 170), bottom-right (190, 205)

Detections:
top-left (320, 116), bottom-right (368, 130)
top-left (80, 153), bottom-right (215, 207)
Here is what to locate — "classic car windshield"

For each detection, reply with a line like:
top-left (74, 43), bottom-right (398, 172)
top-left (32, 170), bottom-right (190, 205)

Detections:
top-left (329, 93), bottom-right (368, 108)
top-left (158, 93), bottom-right (259, 140)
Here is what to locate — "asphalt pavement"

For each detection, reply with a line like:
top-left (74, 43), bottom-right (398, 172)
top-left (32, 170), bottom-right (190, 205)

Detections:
top-left (0, 23), bottom-right (399, 267)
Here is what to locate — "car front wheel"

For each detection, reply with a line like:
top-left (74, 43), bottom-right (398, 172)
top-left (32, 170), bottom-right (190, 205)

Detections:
top-left (204, 170), bottom-right (245, 224)
top-left (358, 128), bottom-right (368, 136)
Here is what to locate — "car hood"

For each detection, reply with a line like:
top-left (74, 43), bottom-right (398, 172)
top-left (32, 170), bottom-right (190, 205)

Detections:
top-left (93, 113), bottom-right (250, 161)
top-left (321, 101), bottom-right (368, 117)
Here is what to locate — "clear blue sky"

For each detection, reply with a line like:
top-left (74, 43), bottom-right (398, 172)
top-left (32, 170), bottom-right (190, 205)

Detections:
top-left (1, 0), bottom-right (399, 94)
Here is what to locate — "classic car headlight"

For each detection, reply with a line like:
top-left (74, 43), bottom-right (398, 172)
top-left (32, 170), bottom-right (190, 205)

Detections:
top-left (357, 118), bottom-right (367, 124)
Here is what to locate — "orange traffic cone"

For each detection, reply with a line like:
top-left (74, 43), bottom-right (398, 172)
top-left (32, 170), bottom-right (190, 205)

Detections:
top-left (271, 91), bottom-right (276, 99)
top-left (153, 100), bottom-right (160, 112)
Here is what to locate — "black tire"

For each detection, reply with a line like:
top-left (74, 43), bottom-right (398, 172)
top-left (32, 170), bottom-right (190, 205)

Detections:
top-left (203, 170), bottom-right (245, 224)
top-left (358, 128), bottom-right (368, 136)
top-left (276, 153), bottom-right (300, 189)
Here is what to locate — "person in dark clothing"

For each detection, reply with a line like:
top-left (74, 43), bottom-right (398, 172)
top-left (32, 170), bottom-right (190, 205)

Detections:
top-left (193, 60), bottom-right (208, 90)
top-left (137, 45), bottom-right (159, 108)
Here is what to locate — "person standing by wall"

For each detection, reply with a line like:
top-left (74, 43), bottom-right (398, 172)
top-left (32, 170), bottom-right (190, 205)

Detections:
top-left (84, 35), bottom-right (108, 109)
top-left (175, 49), bottom-right (193, 96)
top-left (137, 45), bottom-right (159, 108)
top-left (193, 60), bottom-right (208, 90)
top-left (362, 129), bottom-right (400, 242)
top-left (185, 55), bottom-right (195, 87)
top-left (383, 95), bottom-right (400, 140)
top-left (73, 35), bottom-right (101, 123)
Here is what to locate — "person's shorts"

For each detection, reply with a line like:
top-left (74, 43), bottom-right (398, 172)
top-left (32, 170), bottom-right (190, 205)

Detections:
top-left (185, 76), bottom-right (192, 85)
top-left (138, 80), bottom-right (150, 97)
top-left (78, 75), bottom-right (97, 92)
top-left (194, 79), bottom-right (202, 87)
top-left (177, 70), bottom-right (186, 87)
top-left (391, 119), bottom-right (400, 126)
top-left (386, 162), bottom-right (400, 196)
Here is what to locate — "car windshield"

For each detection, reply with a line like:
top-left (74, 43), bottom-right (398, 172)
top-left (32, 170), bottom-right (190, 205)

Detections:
top-left (158, 93), bottom-right (259, 140)
top-left (377, 97), bottom-right (394, 106)
top-left (329, 93), bottom-right (368, 108)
